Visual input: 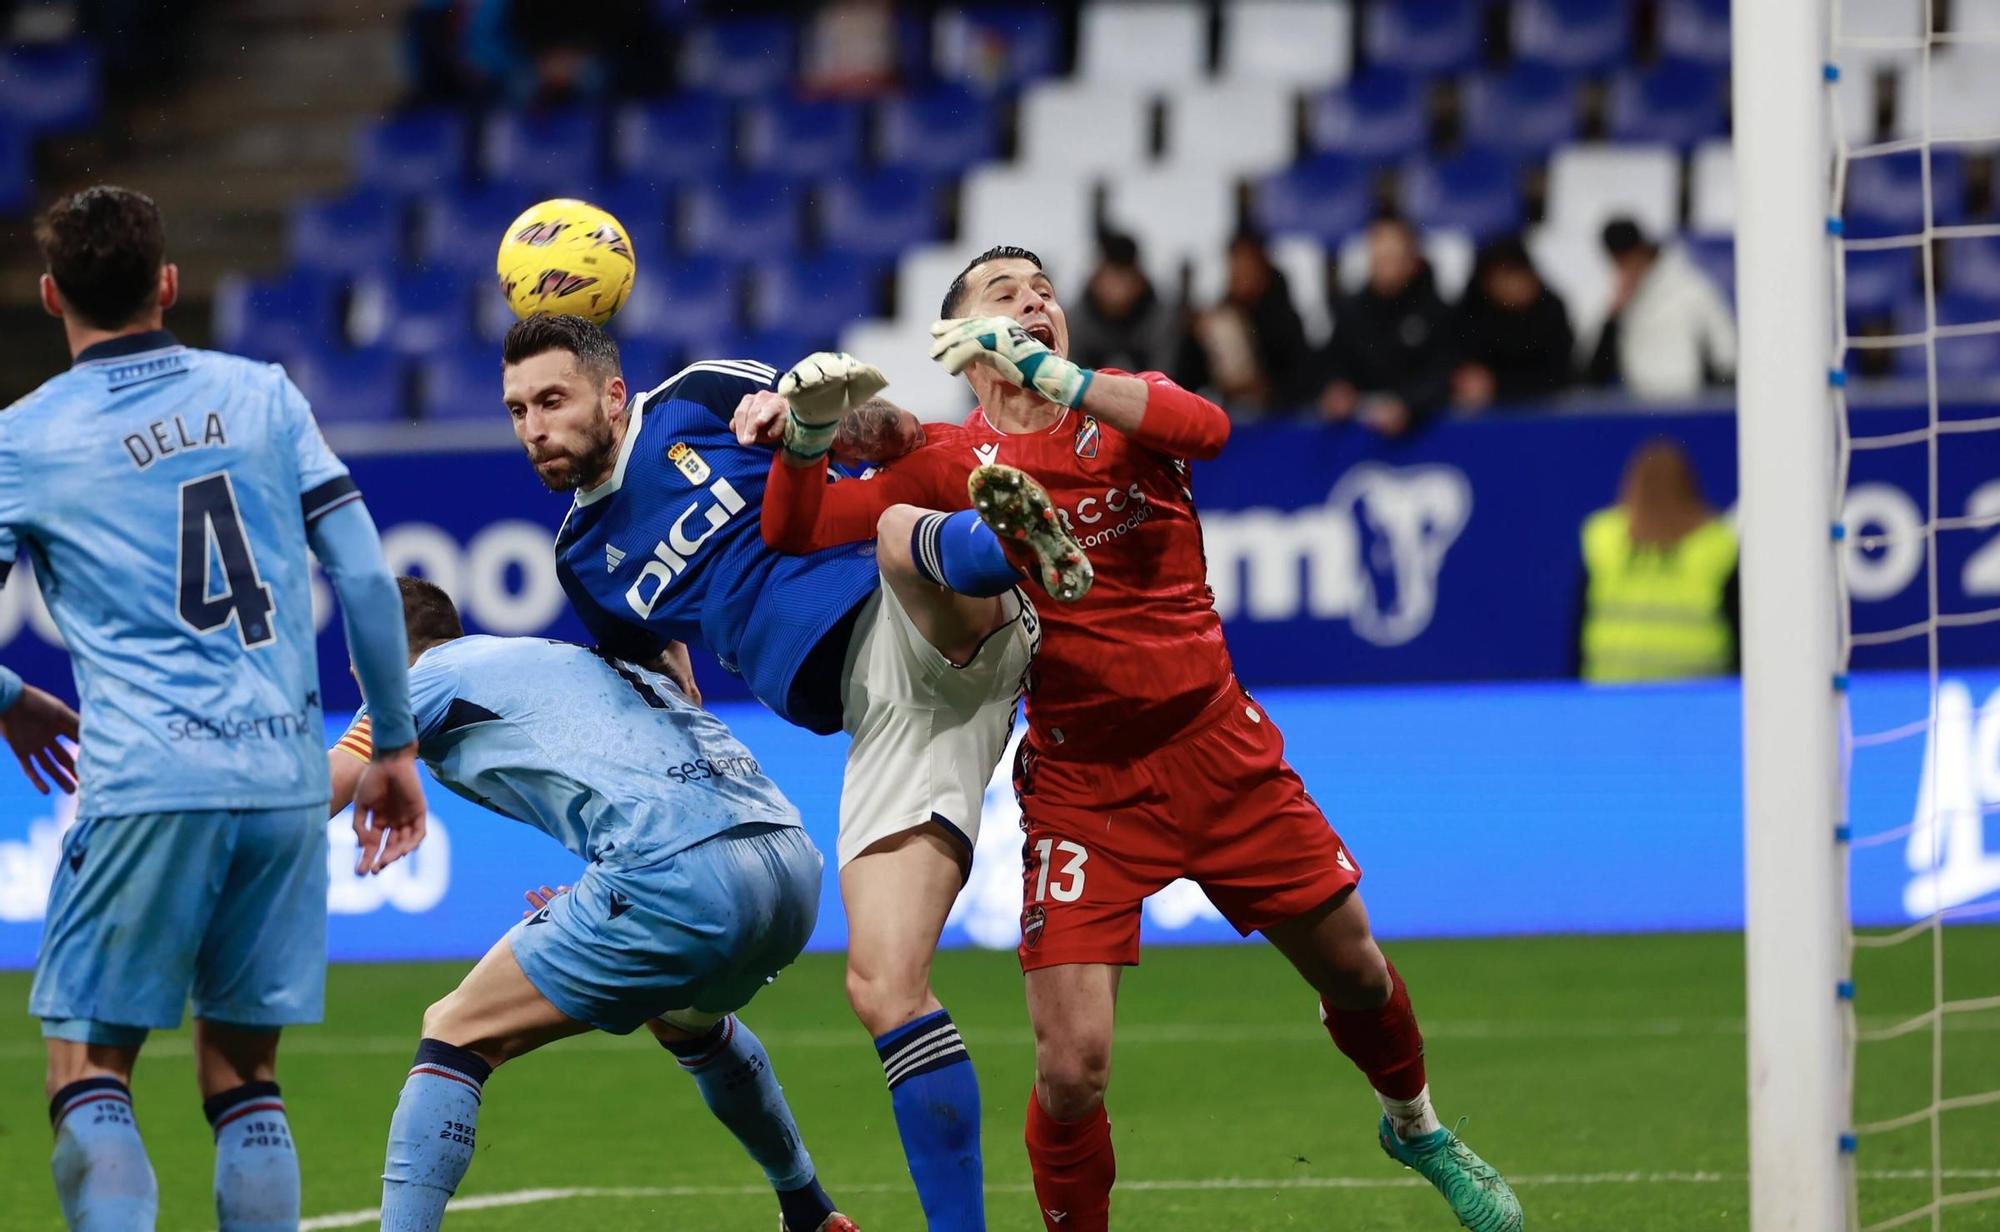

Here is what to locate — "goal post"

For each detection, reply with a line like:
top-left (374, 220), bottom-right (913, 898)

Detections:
top-left (1734, 0), bottom-right (1850, 1227)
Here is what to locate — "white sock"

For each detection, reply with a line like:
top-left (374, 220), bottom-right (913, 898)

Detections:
top-left (1378, 1083), bottom-right (1443, 1142)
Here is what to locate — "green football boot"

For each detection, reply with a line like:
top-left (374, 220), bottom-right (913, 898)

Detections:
top-left (1378, 1117), bottom-right (1523, 1231)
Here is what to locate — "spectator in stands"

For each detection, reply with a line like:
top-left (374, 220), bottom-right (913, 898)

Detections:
top-left (404, 0), bottom-right (656, 104)
top-left (1449, 237), bottom-right (1575, 411)
top-left (802, 0), bottom-right (901, 96)
top-left (1067, 232), bottom-right (1181, 377)
top-left (1312, 214), bottom-right (1453, 438)
top-left (1588, 218), bottom-right (1738, 398)
top-left (1575, 438), bottom-right (1740, 682)
top-left (1180, 229), bottom-right (1313, 418)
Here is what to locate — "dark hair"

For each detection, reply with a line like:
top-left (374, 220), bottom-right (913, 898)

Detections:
top-left (940, 244), bottom-right (1044, 318)
top-left (500, 313), bottom-right (622, 386)
top-left (1601, 217), bottom-right (1650, 257)
top-left (1474, 235), bottom-right (1534, 275)
top-left (1097, 231), bottom-right (1140, 268)
top-left (35, 186), bottom-right (167, 330)
top-left (397, 576), bottom-right (464, 655)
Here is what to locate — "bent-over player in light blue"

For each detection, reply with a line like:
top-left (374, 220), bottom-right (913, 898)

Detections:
top-left (0, 186), bottom-right (426, 1232)
top-left (326, 578), bottom-right (856, 1232)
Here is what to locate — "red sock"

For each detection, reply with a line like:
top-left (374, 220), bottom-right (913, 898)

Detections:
top-left (1320, 960), bottom-right (1427, 1099)
top-left (1024, 1090), bottom-right (1114, 1232)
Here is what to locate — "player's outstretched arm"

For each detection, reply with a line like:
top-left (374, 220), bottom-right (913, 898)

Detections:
top-left (0, 670), bottom-right (79, 795)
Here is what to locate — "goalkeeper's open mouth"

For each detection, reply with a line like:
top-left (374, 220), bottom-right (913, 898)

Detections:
top-left (1023, 320), bottom-right (1057, 349)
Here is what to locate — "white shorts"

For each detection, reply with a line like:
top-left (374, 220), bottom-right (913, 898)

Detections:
top-left (837, 580), bottom-right (1039, 867)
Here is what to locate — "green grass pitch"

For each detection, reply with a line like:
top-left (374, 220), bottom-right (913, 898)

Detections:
top-left (3, 931), bottom-right (1997, 1229)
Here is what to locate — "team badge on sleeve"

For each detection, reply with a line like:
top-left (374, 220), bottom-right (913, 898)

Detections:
top-left (668, 442), bottom-right (712, 486)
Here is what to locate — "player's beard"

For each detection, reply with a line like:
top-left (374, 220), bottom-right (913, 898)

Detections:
top-left (529, 403), bottom-right (618, 492)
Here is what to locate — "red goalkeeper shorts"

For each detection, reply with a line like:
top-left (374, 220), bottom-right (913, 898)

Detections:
top-left (1013, 683), bottom-right (1362, 971)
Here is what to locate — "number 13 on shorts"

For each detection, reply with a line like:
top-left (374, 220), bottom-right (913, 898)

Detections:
top-left (1031, 838), bottom-right (1087, 903)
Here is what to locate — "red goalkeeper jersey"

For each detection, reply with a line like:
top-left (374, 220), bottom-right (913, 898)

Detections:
top-left (765, 370), bottom-right (1236, 760)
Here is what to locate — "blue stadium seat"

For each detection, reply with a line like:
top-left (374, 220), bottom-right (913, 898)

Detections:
top-left (482, 108), bottom-right (604, 189)
top-left (1944, 235), bottom-right (2000, 298)
top-left (741, 97), bottom-right (866, 178)
top-left (679, 16), bottom-right (797, 100)
top-left (1309, 69), bottom-right (1428, 163)
top-left (212, 271), bottom-right (342, 364)
top-left (1401, 150), bottom-right (1523, 239)
top-left (1511, 0), bottom-right (1634, 74)
top-left (750, 253), bottom-right (887, 339)
top-left (712, 330), bottom-right (817, 371)
top-left (1607, 59), bottom-right (1728, 148)
top-left (1894, 293), bottom-right (2000, 379)
top-left (355, 111), bottom-right (471, 194)
top-left (607, 336), bottom-right (671, 388)
top-left (1682, 235), bottom-right (1735, 307)
top-left (821, 169), bottom-right (942, 260)
top-left (418, 345), bottom-right (506, 422)
top-left (613, 93), bottom-right (733, 181)
top-left (682, 174), bottom-right (803, 263)
top-left (879, 85), bottom-right (999, 175)
top-left (618, 255), bottom-right (741, 345)
top-left (0, 41), bottom-right (99, 135)
top-left (935, 8), bottom-right (1062, 93)
top-left (1461, 62), bottom-right (1583, 159)
top-left (1842, 248), bottom-right (1917, 322)
top-left (419, 185), bottom-right (532, 274)
top-left (349, 268), bottom-right (474, 355)
top-left (585, 178), bottom-right (674, 270)
top-left (1843, 150), bottom-right (1968, 240)
top-left (1254, 154), bottom-right (1373, 243)
top-left (286, 345), bottom-right (409, 425)
top-left (1363, 0), bottom-right (1483, 76)
top-left (0, 121), bottom-right (30, 215)
top-left (289, 190), bottom-right (405, 275)
top-left (1659, 0), bottom-right (1732, 66)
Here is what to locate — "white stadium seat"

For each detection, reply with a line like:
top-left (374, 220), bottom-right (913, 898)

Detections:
top-left (895, 243), bottom-right (987, 327)
top-left (1894, 44), bottom-right (2000, 144)
top-left (839, 318), bottom-right (976, 422)
top-left (1222, 0), bottom-right (1352, 89)
top-left (1165, 82), bottom-right (1296, 179)
top-left (960, 166), bottom-right (1097, 286)
top-left (1544, 144), bottom-right (1682, 240)
top-left (1103, 170), bottom-right (1238, 292)
top-left (1689, 139), bottom-right (1734, 235)
top-left (1078, 0), bottom-right (1210, 88)
top-left (1527, 226), bottom-right (1614, 361)
top-left (1834, 0), bottom-right (1925, 76)
top-left (1018, 81), bottom-right (1154, 172)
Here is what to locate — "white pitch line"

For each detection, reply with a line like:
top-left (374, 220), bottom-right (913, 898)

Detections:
top-left (296, 1171), bottom-right (2000, 1230)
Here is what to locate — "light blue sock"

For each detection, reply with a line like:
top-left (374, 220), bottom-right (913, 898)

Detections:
top-left (205, 1081), bottom-right (298, 1231)
top-left (381, 1039), bottom-right (491, 1232)
top-left (911, 510), bottom-right (1021, 597)
top-left (663, 1016), bottom-right (835, 1230)
top-left (875, 1009), bottom-right (985, 1231)
top-left (49, 1077), bottom-right (158, 1231)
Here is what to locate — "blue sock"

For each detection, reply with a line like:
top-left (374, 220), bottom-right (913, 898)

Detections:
top-left (49, 1077), bottom-right (158, 1231)
top-left (875, 1009), bottom-right (985, 1230)
top-left (911, 510), bottom-right (1021, 597)
top-left (661, 1015), bottom-right (832, 1230)
top-left (205, 1081), bottom-right (298, 1231)
top-left (381, 1039), bottom-right (490, 1232)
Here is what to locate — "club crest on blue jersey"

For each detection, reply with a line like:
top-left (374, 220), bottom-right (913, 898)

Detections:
top-left (668, 442), bottom-right (711, 485)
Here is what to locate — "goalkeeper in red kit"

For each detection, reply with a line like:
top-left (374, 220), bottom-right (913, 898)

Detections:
top-left (745, 246), bottom-right (1522, 1232)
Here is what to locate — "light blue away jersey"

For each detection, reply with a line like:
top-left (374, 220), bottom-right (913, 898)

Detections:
top-left (354, 635), bottom-right (800, 868)
top-left (0, 331), bottom-right (356, 818)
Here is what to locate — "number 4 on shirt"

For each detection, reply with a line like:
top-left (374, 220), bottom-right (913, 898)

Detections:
top-left (177, 471), bottom-right (275, 646)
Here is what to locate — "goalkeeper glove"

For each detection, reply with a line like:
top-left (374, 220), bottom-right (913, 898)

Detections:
top-left (777, 351), bottom-right (889, 459)
top-left (929, 316), bottom-right (1094, 409)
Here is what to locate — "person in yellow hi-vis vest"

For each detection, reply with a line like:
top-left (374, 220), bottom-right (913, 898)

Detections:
top-left (1577, 438), bottom-right (1740, 682)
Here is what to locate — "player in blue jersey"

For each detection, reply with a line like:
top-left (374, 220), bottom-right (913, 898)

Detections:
top-left (0, 186), bottom-right (426, 1232)
top-left (325, 578), bottom-right (856, 1232)
top-left (500, 314), bottom-right (1074, 1231)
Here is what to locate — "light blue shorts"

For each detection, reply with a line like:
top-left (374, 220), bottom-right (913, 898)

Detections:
top-left (31, 808), bottom-right (328, 1045)
top-left (509, 822), bottom-right (822, 1035)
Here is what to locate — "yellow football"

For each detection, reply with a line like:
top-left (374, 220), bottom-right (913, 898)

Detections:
top-left (495, 198), bottom-right (636, 325)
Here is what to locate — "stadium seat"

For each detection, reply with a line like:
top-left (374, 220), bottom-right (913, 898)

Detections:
top-left (1308, 69), bottom-right (1428, 163)
top-left (1221, 0), bottom-right (1352, 89)
top-left (1833, 0), bottom-right (1924, 76)
top-left (1842, 248), bottom-right (1918, 321)
top-left (1460, 61), bottom-right (1583, 159)
top-left (679, 15), bottom-right (797, 99)
top-left (1403, 149), bottom-right (1523, 239)
top-left (1165, 82), bottom-right (1295, 179)
top-left (1077, 0), bottom-right (1208, 88)
top-left (1363, 0), bottom-right (1483, 75)
top-left (682, 174), bottom-right (804, 263)
top-left (959, 167), bottom-right (1096, 281)
top-left (712, 330), bottom-right (817, 371)
top-left (741, 97), bottom-right (866, 179)
top-left (1254, 154), bottom-right (1372, 245)
top-left (211, 271), bottom-right (342, 365)
top-left (613, 93), bottom-right (733, 182)
top-left (1943, 235), bottom-right (2000, 298)
top-left (1894, 294), bottom-right (2000, 380)
top-left (348, 267), bottom-right (474, 354)
top-left (820, 168), bottom-right (943, 260)
top-left (1607, 59), bottom-right (1729, 148)
top-left (355, 111), bottom-right (472, 194)
top-left (879, 84), bottom-right (999, 175)
top-left (584, 179), bottom-right (674, 270)
top-left (617, 255), bottom-right (742, 345)
top-left (286, 345), bottom-right (409, 425)
top-left (1511, 0), bottom-right (1634, 75)
top-left (418, 345), bottom-right (506, 422)
top-left (1687, 139), bottom-right (1734, 234)
top-left (838, 318), bottom-right (977, 419)
top-left (0, 41), bottom-right (99, 135)
top-left (0, 121), bottom-right (32, 215)
top-left (1102, 170), bottom-right (1238, 290)
top-left (895, 243), bottom-right (989, 327)
top-left (1681, 235), bottom-right (1735, 306)
top-left (1658, 0), bottom-right (1731, 66)
top-left (1543, 144), bottom-right (1681, 240)
top-left (1525, 225), bottom-right (1612, 357)
top-left (418, 185), bottom-right (534, 274)
top-left (750, 252), bottom-right (888, 340)
top-left (482, 108), bottom-right (604, 190)
top-left (1894, 44), bottom-right (2000, 144)
top-left (933, 8), bottom-right (1062, 93)
top-left (289, 190), bottom-right (405, 275)
top-left (1842, 149), bottom-right (1968, 239)
top-left (608, 337), bottom-right (670, 389)
top-left (1018, 81), bottom-right (1153, 172)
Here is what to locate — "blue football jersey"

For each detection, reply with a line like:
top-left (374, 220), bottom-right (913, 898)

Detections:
top-left (355, 635), bottom-right (801, 868)
top-left (0, 331), bottom-right (355, 818)
top-left (555, 359), bottom-right (879, 733)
